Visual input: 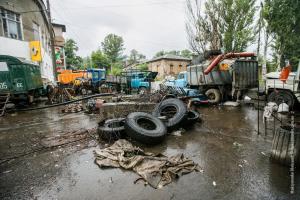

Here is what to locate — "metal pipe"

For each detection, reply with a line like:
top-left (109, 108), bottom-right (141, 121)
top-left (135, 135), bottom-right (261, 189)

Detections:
top-left (204, 52), bottom-right (255, 75)
top-left (16, 93), bottom-right (115, 112)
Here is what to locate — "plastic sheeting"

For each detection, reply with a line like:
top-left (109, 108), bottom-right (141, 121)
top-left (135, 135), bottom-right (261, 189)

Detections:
top-left (94, 140), bottom-right (200, 188)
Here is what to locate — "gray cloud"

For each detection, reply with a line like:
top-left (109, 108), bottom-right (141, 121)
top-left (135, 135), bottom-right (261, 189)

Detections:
top-left (51, 0), bottom-right (188, 58)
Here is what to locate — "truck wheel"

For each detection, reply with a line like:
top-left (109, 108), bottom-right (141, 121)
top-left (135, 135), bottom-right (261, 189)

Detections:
top-left (138, 87), bottom-right (147, 95)
top-left (125, 112), bottom-right (167, 144)
top-left (205, 89), bottom-right (221, 104)
top-left (267, 90), bottom-right (295, 108)
top-left (182, 110), bottom-right (200, 127)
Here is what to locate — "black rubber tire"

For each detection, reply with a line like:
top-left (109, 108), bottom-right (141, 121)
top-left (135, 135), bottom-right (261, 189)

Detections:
top-left (152, 98), bottom-right (187, 130)
top-left (98, 118), bottom-right (126, 140)
top-left (267, 90), bottom-right (295, 108)
top-left (183, 110), bottom-right (200, 127)
top-left (125, 112), bottom-right (167, 144)
top-left (270, 126), bottom-right (300, 166)
top-left (205, 89), bottom-right (221, 104)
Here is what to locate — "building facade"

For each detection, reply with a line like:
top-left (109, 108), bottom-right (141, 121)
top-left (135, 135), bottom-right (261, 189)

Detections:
top-left (0, 0), bottom-right (56, 83)
top-left (52, 23), bottom-right (66, 72)
top-left (147, 55), bottom-right (191, 79)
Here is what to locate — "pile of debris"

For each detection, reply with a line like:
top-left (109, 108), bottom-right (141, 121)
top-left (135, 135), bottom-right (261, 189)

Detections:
top-left (97, 98), bottom-right (201, 144)
top-left (61, 103), bottom-right (83, 113)
top-left (94, 139), bottom-right (200, 188)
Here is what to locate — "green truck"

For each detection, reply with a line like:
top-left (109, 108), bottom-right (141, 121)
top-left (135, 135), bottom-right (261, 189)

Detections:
top-left (0, 55), bottom-right (44, 102)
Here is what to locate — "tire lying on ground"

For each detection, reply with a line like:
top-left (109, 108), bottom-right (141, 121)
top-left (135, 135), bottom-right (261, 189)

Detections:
top-left (125, 112), bottom-right (167, 144)
top-left (205, 89), bottom-right (221, 104)
top-left (152, 98), bottom-right (187, 130)
top-left (271, 126), bottom-right (300, 166)
top-left (98, 118), bottom-right (126, 140)
top-left (182, 110), bottom-right (200, 127)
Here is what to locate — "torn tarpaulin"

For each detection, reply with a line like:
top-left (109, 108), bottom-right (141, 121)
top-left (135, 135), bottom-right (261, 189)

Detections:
top-left (94, 139), bottom-right (200, 188)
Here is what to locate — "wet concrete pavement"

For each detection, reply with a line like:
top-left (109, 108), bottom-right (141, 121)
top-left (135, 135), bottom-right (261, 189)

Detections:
top-left (0, 105), bottom-right (299, 200)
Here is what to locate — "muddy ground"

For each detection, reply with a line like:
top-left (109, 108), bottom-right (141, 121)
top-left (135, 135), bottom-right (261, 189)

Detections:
top-left (0, 105), bottom-right (299, 200)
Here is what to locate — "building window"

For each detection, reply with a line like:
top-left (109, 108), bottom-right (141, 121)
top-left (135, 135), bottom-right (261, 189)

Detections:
top-left (33, 22), bottom-right (40, 40)
top-left (1, 8), bottom-right (22, 40)
top-left (179, 65), bottom-right (182, 70)
top-left (170, 64), bottom-right (174, 74)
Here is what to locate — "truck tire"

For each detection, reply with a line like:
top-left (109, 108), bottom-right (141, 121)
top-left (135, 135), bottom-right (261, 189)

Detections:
top-left (271, 126), bottom-right (300, 166)
top-left (98, 118), bottom-right (126, 140)
top-left (205, 89), bottom-right (221, 104)
top-left (138, 87), bottom-right (147, 95)
top-left (152, 98), bottom-right (187, 130)
top-left (125, 112), bottom-right (167, 144)
top-left (267, 90), bottom-right (295, 108)
top-left (183, 110), bottom-right (200, 126)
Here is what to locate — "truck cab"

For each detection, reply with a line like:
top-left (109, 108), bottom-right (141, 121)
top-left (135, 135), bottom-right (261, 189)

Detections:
top-left (165, 71), bottom-right (188, 88)
top-left (123, 71), bottom-right (158, 94)
top-left (265, 61), bottom-right (300, 108)
top-left (86, 68), bottom-right (106, 85)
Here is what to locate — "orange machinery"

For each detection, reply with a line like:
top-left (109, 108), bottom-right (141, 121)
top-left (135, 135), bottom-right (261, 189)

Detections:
top-left (57, 70), bottom-right (85, 85)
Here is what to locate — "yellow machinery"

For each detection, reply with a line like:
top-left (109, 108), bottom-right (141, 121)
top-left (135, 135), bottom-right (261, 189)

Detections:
top-left (57, 70), bottom-right (84, 85)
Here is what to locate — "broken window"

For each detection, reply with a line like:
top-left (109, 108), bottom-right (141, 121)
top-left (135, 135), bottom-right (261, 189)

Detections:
top-left (1, 8), bottom-right (22, 40)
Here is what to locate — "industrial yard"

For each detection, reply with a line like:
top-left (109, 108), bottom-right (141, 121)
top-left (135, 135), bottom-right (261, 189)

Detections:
top-left (0, 105), bottom-right (298, 200)
top-left (1, 0), bottom-right (300, 199)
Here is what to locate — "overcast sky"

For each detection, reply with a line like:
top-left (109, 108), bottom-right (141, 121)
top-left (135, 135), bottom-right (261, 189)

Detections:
top-left (50, 0), bottom-right (189, 58)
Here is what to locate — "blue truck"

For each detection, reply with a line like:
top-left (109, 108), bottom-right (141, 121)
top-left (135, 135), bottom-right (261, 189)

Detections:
top-left (79, 69), bottom-right (158, 94)
top-left (164, 71), bottom-right (208, 104)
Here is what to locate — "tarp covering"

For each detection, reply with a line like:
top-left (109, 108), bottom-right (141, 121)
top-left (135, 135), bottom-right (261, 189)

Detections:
top-left (94, 139), bottom-right (200, 188)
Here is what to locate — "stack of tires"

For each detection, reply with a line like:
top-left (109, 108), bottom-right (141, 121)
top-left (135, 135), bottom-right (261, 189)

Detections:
top-left (98, 98), bottom-right (201, 145)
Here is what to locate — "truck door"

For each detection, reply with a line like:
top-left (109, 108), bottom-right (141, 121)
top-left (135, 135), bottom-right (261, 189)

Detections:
top-left (131, 74), bottom-right (140, 89)
top-left (175, 72), bottom-right (187, 88)
top-left (10, 65), bottom-right (26, 93)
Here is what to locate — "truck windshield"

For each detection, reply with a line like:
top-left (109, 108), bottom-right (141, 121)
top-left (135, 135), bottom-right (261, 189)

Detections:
top-left (178, 73), bottom-right (185, 79)
top-left (93, 71), bottom-right (99, 79)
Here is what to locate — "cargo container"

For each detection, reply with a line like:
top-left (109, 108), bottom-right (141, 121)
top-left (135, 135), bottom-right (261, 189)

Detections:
top-left (0, 55), bottom-right (44, 102)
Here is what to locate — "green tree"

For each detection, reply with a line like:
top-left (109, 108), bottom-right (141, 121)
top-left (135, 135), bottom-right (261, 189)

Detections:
top-left (264, 0), bottom-right (300, 68)
top-left (219, 0), bottom-right (256, 52)
top-left (186, 0), bottom-right (256, 53)
top-left (81, 56), bottom-right (92, 69)
top-left (101, 34), bottom-right (125, 64)
top-left (137, 63), bottom-right (148, 71)
top-left (64, 39), bottom-right (82, 69)
top-left (91, 50), bottom-right (110, 69)
top-left (180, 49), bottom-right (193, 58)
top-left (153, 49), bottom-right (193, 58)
top-left (110, 62), bottom-right (123, 75)
top-left (128, 49), bottom-right (146, 65)
top-left (154, 50), bottom-right (166, 58)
